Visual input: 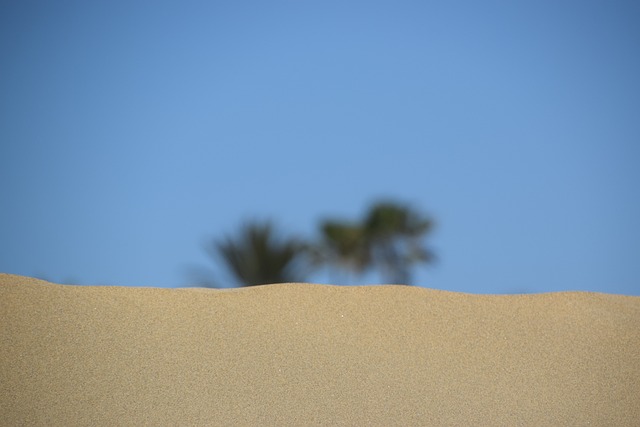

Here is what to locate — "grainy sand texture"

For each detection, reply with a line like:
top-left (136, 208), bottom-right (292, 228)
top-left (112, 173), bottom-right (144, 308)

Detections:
top-left (1, 274), bottom-right (639, 426)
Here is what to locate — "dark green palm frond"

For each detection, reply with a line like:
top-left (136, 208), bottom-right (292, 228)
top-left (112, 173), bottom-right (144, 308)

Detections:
top-left (216, 222), bottom-right (306, 287)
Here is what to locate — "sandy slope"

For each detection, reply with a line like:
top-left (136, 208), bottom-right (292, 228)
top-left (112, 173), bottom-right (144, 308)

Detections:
top-left (1, 274), bottom-right (639, 425)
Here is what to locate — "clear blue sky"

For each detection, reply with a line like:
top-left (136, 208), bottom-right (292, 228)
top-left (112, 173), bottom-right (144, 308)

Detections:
top-left (1, 1), bottom-right (638, 294)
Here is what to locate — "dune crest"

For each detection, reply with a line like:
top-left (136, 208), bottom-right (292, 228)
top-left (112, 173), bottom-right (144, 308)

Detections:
top-left (1, 273), bottom-right (639, 425)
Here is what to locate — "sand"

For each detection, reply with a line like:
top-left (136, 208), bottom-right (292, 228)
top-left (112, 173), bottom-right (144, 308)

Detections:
top-left (1, 274), bottom-right (639, 426)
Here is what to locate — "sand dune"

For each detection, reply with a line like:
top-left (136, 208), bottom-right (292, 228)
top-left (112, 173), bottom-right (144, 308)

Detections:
top-left (1, 274), bottom-right (639, 425)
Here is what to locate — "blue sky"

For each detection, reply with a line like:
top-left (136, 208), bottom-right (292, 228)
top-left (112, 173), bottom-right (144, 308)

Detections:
top-left (1, 0), bottom-right (638, 295)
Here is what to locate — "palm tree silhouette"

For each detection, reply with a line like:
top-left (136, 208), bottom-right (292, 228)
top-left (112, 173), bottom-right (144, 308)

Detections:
top-left (214, 221), bottom-right (308, 287)
top-left (364, 201), bottom-right (435, 284)
top-left (316, 201), bottom-right (435, 285)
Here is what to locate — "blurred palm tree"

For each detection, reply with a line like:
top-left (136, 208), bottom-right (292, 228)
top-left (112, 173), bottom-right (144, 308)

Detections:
top-left (193, 201), bottom-right (434, 288)
top-left (312, 221), bottom-right (370, 283)
top-left (364, 201), bottom-right (435, 284)
top-left (316, 201), bottom-right (435, 285)
top-left (212, 221), bottom-right (308, 287)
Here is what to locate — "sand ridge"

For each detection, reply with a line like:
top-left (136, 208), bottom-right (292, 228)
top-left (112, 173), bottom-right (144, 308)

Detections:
top-left (1, 273), bottom-right (639, 425)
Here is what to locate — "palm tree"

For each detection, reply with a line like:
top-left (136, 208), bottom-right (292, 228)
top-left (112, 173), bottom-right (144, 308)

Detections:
top-left (211, 221), bottom-right (308, 287)
top-left (316, 201), bottom-right (435, 285)
top-left (363, 201), bottom-right (435, 284)
top-left (312, 221), bottom-right (370, 283)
